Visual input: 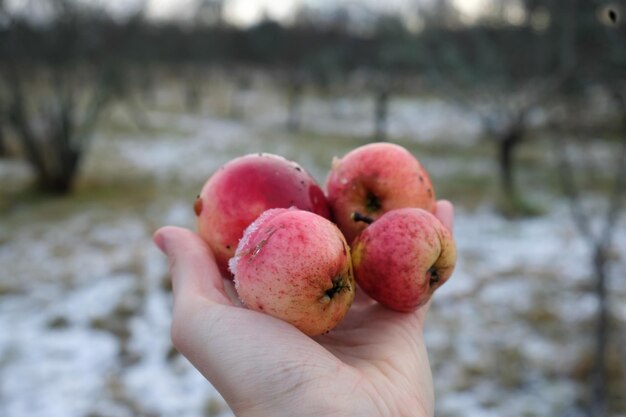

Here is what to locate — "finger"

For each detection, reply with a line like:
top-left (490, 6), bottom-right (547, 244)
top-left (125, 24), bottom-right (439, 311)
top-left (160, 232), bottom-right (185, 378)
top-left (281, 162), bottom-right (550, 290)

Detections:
top-left (223, 278), bottom-right (244, 307)
top-left (435, 200), bottom-right (454, 233)
top-left (415, 299), bottom-right (432, 327)
top-left (351, 283), bottom-right (376, 308)
top-left (153, 226), bottom-right (233, 307)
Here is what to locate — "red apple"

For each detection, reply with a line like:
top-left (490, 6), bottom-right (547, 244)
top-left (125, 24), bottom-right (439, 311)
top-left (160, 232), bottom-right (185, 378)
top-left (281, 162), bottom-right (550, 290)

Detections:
top-left (326, 143), bottom-right (436, 244)
top-left (196, 153), bottom-right (330, 277)
top-left (351, 208), bottom-right (456, 312)
top-left (230, 208), bottom-right (355, 336)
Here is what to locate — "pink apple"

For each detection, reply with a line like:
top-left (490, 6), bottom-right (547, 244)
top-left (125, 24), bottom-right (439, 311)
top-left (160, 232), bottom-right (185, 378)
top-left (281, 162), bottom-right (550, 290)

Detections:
top-left (351, 208), bottom-right (456, 312)
top-left (195, 153), bottom-right (330, 277)
top-left (230, 208), bottom-right (355, 336)
top-left (326, 142), bottom-right (436, 244)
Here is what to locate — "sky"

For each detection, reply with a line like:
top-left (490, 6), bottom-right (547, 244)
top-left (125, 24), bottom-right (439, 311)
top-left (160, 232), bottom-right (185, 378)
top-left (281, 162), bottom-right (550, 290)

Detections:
top-left (3, 0), bottom-right (489, 26)
top-left (144, 0), bottom-right (488, 26)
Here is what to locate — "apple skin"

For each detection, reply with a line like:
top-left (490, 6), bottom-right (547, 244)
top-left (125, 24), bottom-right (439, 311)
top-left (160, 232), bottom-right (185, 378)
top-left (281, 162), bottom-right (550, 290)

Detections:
top-left (196, 153), bottom-right (331, 277)
top-left (326, 143), bottom-right (436, 244)
top-left (351, 208), bottom-right (456, 312)
top-left (230, 208), bottom-right (355, 336)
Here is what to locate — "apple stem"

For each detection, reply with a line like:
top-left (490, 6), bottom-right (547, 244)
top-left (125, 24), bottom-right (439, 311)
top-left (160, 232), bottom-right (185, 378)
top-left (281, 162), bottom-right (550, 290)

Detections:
top-left (352, 211), bottom-right (374, 224)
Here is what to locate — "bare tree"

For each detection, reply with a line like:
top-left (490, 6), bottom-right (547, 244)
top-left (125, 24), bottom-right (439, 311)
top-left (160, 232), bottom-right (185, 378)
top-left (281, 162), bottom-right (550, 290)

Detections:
top-left (3, 69), bottom-right (113, 193)
top-left (0, 95), bottom-right (7, 157)
top-left (228, 68), bottom-right (253, 119)
top-left (282, 69), bottom-right (306, 132)
top-left (0, 0), bottom-right (7, 158)
top-left (183, 64), bottom-right (203, 112)
top-left (0, 0), bottom-right (130, 193)
top-left (364, 70), bottom-right (405, 143)
top-left (0, 117), bottom-right (6, 158)
top-left (418, 10), bottom-right (565, 215)
top-left (373, 80), bottom-right (390, 142)
top-left (554, 95), bottom-right (626, 417)
top-left (475, 78), bottom-right (564, 213)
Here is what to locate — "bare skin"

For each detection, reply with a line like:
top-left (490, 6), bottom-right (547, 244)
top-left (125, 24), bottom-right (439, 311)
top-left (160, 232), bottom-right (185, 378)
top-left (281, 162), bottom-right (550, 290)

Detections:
top-left (154, 200), bottom-right (454, 417)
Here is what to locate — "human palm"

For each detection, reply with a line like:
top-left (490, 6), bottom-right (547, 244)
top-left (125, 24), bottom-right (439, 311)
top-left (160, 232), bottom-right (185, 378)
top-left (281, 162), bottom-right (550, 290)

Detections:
top-left (154, 201), bottom-right (453, 417)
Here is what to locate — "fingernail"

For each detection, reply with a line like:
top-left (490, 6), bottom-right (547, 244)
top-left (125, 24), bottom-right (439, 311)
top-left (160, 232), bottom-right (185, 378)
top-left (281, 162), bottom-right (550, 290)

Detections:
top-left (153, 230), bottom-right (169, 254)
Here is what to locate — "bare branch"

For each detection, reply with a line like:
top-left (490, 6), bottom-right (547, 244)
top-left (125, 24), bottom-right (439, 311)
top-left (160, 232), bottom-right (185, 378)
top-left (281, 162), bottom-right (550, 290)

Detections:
top-left (600, 115), bottom-right (626, 249)
top-left (5, 70), bottom-right (47, 178)
top-left (73, 68), bottom-right (115, 148)
top-left (553, 136), bottom-right (594, 242)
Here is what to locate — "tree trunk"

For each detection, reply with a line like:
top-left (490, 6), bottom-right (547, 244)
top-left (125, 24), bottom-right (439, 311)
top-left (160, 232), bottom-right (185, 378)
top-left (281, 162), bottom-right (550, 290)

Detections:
top-left (374, 90), bottom-right (389, 142)
top-left (498, 127), bottom-right (523, 199)
top-left (38, 170), bottom-right (75, 194)
top-left (287, 84), bottom-right (302, 132)
top-left (0, 124), bottom-right (5, 157)
top-left (229, 89), bottom-right (244, 119)
top-left (35, 136), bottom-right (80, 194)
top-left (140, 69), bottom-right (156, 105)
top-left (229, 75), bottom-right (251, 119)
top-left (590, 244), bottom-right (609, 417)
top-left (185, 76), bottom-right (201, 112)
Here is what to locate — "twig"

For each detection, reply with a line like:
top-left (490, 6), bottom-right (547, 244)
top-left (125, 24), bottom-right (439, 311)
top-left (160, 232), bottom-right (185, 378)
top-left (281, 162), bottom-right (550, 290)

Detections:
top-left (554, 101), bottom-right (626, 417)
top-left (600, 129), bottom-right (626, 249)
top-left (553, 136), bottom-right (594, 243)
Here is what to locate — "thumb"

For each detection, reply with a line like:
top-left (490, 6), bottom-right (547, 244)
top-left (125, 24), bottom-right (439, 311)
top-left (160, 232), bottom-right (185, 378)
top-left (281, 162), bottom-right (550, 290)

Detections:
top-left (435, 200), bottom-right (454, 233)
top-left (153, 226), bottom-right (233, 308)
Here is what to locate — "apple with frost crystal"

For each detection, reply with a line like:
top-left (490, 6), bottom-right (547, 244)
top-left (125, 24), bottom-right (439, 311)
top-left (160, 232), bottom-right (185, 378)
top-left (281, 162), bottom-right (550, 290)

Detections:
top-left (326, 143), bottom-right (436, 244)
top-left (195, 153), bottom-right (330, 277)
top-left (351, 208), bottom-right (456, 312)
top-left (230, 208), bottom-right (355, 336)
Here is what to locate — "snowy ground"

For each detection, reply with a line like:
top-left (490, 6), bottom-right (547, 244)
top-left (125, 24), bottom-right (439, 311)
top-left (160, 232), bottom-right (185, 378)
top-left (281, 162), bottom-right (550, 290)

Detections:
top-left (1, 91), bottom-right (625, 417)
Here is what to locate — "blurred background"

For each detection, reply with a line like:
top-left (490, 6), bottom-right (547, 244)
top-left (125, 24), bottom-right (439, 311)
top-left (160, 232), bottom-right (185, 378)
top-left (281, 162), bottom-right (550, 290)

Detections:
top-left (1, 0), bottom-right (625, 416)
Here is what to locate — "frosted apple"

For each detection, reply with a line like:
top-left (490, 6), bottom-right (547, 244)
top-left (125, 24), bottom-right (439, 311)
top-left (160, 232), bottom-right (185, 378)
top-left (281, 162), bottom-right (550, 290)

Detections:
top-left (195, 153), bottom-right (330, 277)
top-left (230, 208), bottom-right (355, 336)
top-left (326, 143), bottom-right (436, 244)
top-left (351, 208), bottom-right (456, 312)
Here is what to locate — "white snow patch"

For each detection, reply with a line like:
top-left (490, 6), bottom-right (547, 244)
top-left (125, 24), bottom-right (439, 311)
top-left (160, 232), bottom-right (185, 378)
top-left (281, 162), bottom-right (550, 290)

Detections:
top-left (1, 326), bottom-right (118, 417)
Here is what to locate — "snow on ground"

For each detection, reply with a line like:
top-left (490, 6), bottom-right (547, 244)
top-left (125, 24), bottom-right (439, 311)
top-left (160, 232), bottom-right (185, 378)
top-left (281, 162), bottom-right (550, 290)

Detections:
top-left (120, 112), bottom-right (255, 183)
top-left (0, 204), bottom-right (232, 417)
top-left (428, 205), bottom-right (626, 417)
top-left (239, 91), bottom-right (484, 145)
top-left (1, 95), bottom-right (625, 417)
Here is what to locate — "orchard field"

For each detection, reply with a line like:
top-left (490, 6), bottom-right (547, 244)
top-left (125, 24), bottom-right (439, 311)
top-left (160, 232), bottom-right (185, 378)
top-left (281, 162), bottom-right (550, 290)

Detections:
top-left (1, 81), bottom-right (626, 417)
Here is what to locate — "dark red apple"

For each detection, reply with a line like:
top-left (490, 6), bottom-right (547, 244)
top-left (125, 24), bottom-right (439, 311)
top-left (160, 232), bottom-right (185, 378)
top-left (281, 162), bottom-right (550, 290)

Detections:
top-left (351, 208), bottom-right (456, 312)
top-left (195, 153), bottom-right (330, 277)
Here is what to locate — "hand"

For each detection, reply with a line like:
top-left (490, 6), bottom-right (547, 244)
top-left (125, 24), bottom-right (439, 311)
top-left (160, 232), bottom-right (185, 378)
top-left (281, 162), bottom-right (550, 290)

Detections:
top-left (154, 201), bottom-right (454, 417)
